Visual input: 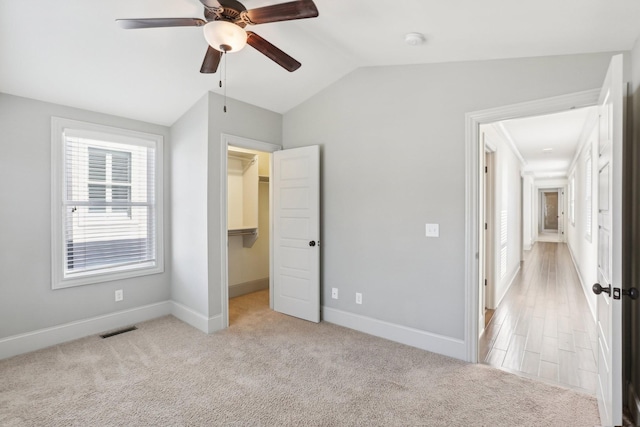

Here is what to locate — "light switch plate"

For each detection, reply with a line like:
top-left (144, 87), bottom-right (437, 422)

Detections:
top-left (425, 223), bottom-right (439, 237)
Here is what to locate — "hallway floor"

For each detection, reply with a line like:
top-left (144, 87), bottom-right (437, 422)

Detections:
top-left (479, 242), bottom-right (598, 395)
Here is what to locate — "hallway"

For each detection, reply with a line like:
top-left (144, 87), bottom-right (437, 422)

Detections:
top-left (479, 242), bottom-right (598, 394)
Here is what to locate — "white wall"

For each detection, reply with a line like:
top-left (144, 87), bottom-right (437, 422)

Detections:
top-left (283, 52), bottom-right (616, 350)
top-left (0, 93), bottom-right (171, 340)
top-left (522, 173), bottom-right (535, 250)
top-left (566, 118), bottom-right (598, 318)
top-left (483, 124), bottom-right (523, 309)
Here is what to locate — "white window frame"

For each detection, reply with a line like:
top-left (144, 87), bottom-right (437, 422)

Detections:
top-left (51, 118), bottom-right (164, 289)
top-left (569, 174), bottom-right (575, 226)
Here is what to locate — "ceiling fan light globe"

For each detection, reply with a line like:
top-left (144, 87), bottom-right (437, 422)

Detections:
top-left (203, 21), bottom-right (247, 52)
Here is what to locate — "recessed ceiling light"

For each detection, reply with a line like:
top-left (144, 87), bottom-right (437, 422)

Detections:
top-left (542, 148), bottom-right (553, 152)
top-left (405, 33), bottom-right (426, 46)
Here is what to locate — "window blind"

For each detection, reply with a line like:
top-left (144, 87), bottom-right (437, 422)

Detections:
top-left (63, 132), bottom-right (156, 277)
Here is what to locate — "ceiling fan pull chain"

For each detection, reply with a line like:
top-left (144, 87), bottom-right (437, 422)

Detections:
top-left (223, 51), bottom-right (228, 113)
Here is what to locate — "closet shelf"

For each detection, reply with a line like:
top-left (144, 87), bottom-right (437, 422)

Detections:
top-left (228, 227), bottom-right (257, 237)
top-left (228, 227), bottom-right (259, 248)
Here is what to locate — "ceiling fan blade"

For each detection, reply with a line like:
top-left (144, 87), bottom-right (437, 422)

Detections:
top-left (246, 31), bottom-right (301, 72)
top-left (116, 18), bottom-right (207, 29)
top-left (200, 46), bottom-right (222, 74)
top-left (245, 0), bottom-right (318, 25)
top-left (199, 0), bottom-right (221, 8)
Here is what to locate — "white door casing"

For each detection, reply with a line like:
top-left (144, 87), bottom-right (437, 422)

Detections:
top-left (466, 89), bottom-right (601, 363)
top-left (272, 145), bottom-right (320, 323)
top-left (593, 54), bottom-right (624, 426)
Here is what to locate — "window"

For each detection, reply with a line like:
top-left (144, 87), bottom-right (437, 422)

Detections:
top-left (51, 118), bottom-right (163, 289)
top-left (88, 148), bottom-right (132, 216)
top-left (569, 174), bottom-right (575, 226)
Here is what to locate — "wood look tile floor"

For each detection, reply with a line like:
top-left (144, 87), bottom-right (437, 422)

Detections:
top-left (479, 242), bottom-right (598, 395)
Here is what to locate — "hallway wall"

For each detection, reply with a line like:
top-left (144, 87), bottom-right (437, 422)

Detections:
top-left (566, 115), bottom-right (598, 319)
top-left (482, 124), bottom-right (523, 309)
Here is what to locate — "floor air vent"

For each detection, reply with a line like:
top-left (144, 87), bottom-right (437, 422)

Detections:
top-left (100, 326), bottom-right (138, 339)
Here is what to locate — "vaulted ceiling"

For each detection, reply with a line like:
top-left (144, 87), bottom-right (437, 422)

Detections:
top-left (1, 1), bottom-right (640, 126)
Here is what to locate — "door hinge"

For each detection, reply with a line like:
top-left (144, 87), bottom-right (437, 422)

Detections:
top-left (485, 166), bottom-right (488, 173)
top-left (485, 223), bottom-right (487, 230)
top-left (484, 279), bottom-right (487, 287)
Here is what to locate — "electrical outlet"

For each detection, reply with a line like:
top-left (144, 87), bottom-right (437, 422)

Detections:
top-left (355, 293), bottom-right (362, 305)
top-left (425, 223), bottom-right (440, 237)
top-left (115, 289), bottom-right (123, 302)
top-left (331, 288), bottom-right (339, 299)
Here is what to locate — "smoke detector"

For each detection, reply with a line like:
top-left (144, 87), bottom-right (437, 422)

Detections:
top-left (405, 32), bottom-right (426, 46)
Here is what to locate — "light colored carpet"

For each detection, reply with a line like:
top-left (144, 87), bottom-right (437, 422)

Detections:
top-left (1, 291), bottom-right (600, 426)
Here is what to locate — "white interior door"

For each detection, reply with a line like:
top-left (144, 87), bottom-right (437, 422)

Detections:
top-left (593, 54), bottom-right (623, 426)
top-left (272, 145), bottom-right (320, 323)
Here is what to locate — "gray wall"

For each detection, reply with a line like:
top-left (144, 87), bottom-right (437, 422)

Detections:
top-left (170, 92), bottom-right (281, 321)
top-left (206, 92), bottom-right (282, 317)
top-left (0, 93), bottom-right (171, 339)
top-left (170, 94), bottom-right (210, 315)
top-left (283, 52), bottom-right (617, 341)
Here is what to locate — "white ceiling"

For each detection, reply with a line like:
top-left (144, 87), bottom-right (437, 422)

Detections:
top-left (497, 107), bottom-right (597, 178)
top-left (1, 1), bottom-right (640, 126)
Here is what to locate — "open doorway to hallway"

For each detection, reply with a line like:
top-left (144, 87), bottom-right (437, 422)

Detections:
top-left (477, 105), bottom-right (600, 394)
top-left (479, 242), bottom-right (598, 393)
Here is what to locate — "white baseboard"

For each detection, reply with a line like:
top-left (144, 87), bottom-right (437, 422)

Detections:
top-left (228, 277), bottom-right (269, 298)
top-left (322, 306), bottom-right (466, 361)
top-left (567, 243), bottom-right (597, 321)
top-left (490, 263), bottom-right (521, 310)
top-left (0, 301), bottom-right (172, 360)
top-left (170, 301), bottom-right (224, 334)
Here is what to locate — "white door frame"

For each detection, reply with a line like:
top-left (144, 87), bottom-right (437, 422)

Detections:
top-left (481, 144), bottom-right (496, 334)
top-left (220, 134), bottom-right (282, 328)
top-left (464, 89), bottom-right (600, 362)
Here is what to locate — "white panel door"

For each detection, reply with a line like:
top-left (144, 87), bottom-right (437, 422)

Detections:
top-left (273, 145), bottom-right (320, 323)
top-left (593, 54), bottom-right (623, 426)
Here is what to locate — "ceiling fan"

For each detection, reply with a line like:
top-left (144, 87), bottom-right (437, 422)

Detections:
top-left (116, 0), bottom-right (319, 73)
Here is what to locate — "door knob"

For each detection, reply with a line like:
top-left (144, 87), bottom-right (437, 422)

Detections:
top-left (592, 283), bottom-right (611, 296)
top-left (623, 287), bottom-right (639, 300)
top-left (309, 241), bottom-right (316, 247)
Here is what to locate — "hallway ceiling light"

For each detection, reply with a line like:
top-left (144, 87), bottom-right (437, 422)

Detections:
top-left (542, 148), bottom-right (553, 152)
top-left (404, 32), bottom-right (426, 46)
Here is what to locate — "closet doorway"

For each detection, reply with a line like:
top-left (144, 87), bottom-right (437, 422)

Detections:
top-left (220, 134), bottom-right (281, 327)
top-left (227, 145), bottom-right (271, 325)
